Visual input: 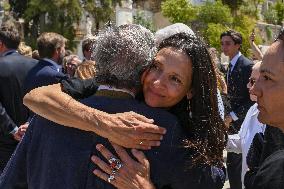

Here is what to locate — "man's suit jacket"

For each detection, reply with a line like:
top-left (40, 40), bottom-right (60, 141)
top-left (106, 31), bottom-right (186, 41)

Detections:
top-left (226, 55), bottom-right (254, 134)
top-left (244, 126), bottom-right (284, 189)
top-left (0, 51), bottom-right (38, 171)
top-left (0, 95), bottom-right (225, 189)
top-left (24, 59), bottom-right (67, 94)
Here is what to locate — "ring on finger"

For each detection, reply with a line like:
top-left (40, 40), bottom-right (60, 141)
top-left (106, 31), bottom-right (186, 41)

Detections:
top-left (107, 173), bottom-right (115, 183)
top-left (108, 157), bottom-right (123, 170)
top-left (139, 141), bottom-right (143, 145)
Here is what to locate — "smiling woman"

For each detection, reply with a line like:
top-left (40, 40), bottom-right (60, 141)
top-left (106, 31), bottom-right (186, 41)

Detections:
top-left (92, 31), bottom-right (227, 189)
top-left (22, 24), bottom-right (227, 189)
top-left (142, 47), bottom-right (193, 108)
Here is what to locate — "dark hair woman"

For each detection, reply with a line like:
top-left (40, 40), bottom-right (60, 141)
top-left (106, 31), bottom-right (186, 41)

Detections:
top-left (24, 25), bottom-right (227, 189)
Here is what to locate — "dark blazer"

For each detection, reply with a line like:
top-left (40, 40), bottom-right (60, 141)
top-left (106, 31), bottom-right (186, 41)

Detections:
top-left (0, 95), bottom-right (225, 189)
top-left (249, 149), bottom-right (284, 189)
top-left (244, 126), bottom-right (284, 189)
top-left (24, 59), bottom-right (67, 94)
top-left (226, 55), bottom-right (254, 134)
top-left (0, 51), bottom-right (38, 172)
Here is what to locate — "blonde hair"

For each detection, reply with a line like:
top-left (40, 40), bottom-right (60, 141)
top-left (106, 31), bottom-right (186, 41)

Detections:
top-left (18, 42), bottom-right (32, 57)
top-left (75, 60), bottom-right (96, 79)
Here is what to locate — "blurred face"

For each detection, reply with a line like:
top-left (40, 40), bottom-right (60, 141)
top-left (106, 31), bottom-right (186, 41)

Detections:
top-left (84, 49), bottom-right (92, 60)
top-left (247, 67), bottom-right (260, 101)
top-left (142, 47), bottom-right (193, 108)
top-left (221, 36), bottom-right (240, 59)
top-left (66, 57), bottom-right (81, 76)
top-left (251, 40), bottom-right (284, 128)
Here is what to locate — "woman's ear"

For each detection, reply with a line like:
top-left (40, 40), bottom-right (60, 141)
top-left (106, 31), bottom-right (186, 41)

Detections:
top-left (187, 88), bottom-right (194, 100)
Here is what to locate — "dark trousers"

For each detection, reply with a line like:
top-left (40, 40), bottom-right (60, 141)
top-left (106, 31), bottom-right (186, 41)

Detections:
top-left (227, 152), bottom-right (242, 189)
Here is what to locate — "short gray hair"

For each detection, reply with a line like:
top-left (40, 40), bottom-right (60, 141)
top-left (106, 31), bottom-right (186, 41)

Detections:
top-left (93, 24), bottom-right (156, 89)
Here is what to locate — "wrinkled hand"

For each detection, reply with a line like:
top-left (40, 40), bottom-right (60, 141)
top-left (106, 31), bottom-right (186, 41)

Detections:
top-left (92, 143), bottom-right (155, 189)
top-left (103, 111), bottom-right (166, 150)
top-left (13, 122), bottom-right (29, 141)
top-left (224, 115), bottom-right (233, 128)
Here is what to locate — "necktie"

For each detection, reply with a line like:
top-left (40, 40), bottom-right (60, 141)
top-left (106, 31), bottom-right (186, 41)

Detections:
top-left (227, 63), bottom-right (232, 83)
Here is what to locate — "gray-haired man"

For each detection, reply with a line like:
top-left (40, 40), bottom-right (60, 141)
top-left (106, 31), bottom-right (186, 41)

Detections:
top-left (0, 24), bottom-right (203, 189)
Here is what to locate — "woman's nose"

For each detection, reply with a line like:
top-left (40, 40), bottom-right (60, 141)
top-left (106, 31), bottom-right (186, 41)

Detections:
top-left (152, 76), bottom-right (166, 89)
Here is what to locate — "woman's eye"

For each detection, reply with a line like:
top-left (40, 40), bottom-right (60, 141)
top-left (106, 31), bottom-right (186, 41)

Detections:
top-left (170, 76), bottom-right (182, 84)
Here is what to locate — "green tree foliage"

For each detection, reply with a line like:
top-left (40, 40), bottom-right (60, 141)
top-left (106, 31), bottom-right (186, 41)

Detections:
top-left (239, 0), bottom-right (264, 19)
top-left (82, 0), bottom-right (121, 31)
top-left (233, 14), bottom-right (256, 56)
top-left (9, 0), bottom-right (123, 49)
top-left (274, 0), bottom-right (284, 25)
top-left (133, 10), bottom-right (155, 32)
top-left (161, 0), bottom-right (257, 57)
top-left (263, 4), bottom-right (278, 24)
top-left (161, 0), bottom-right (198, 24)
top-left (222, 0), bottom-right (244, 15)
top-left (263, 1), bottom-right (284, 25)
top-left (198, 1), bottom-right (232, 25)
top-left (9, 0), bottom-right (28, 17)
top-left (204, 23), bottom-right (229, 52)
top-left (9, 0), bottom-right (82, 49)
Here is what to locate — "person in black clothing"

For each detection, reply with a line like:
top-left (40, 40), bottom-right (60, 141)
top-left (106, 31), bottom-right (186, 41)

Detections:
top-left (244, 27), bottom-right (284, 189)
top-left (221, 30), bottom-right (254, 189)
top-left (0, 22), bottom-right (38, 173)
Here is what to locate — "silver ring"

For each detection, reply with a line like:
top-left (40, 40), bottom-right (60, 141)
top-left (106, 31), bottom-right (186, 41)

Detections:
top-left (108, 157), bottom-right (123, 170)
top-left (139, 141), bottom-right (143, 145)
top-left (107, 174), bottom-right (115, 183)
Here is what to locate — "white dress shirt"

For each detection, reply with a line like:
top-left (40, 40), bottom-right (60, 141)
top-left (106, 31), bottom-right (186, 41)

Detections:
top-left (226, 103), bottom-right (266, 188)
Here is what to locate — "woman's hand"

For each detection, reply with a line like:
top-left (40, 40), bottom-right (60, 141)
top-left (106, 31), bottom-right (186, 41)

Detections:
top-left (92, 143), bottom-right (155, 189)
top-left (103, 111), bottom-right (166, 150)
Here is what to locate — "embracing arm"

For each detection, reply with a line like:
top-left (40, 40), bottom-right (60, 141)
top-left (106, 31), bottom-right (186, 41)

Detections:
top-left (23, 84), bottom-right (165, 149)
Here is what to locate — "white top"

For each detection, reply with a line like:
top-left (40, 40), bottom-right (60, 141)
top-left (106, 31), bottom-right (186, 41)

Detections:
top-left (226, 103), bottom-right (266, 188)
